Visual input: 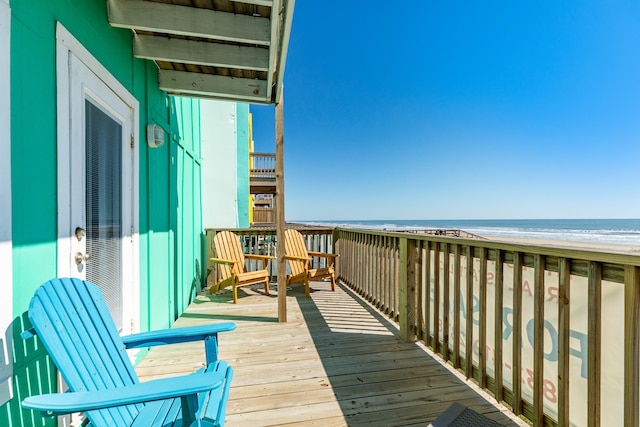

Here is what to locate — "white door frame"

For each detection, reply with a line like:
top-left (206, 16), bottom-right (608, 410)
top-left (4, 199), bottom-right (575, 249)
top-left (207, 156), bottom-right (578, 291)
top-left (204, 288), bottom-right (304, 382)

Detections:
top-left (0, 0), bottom-right (13, 406)
top-left (56, 23), bottom-right (140, 335)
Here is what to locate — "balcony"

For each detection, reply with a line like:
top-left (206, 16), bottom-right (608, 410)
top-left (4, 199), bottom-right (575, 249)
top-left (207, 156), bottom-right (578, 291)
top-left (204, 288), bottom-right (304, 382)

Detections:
top-left (249, 153), bottom-right (276, 195)
top-left (140, 227), bottom-right (640, 426)
top-left (252, 207), bottom-right (275, 225)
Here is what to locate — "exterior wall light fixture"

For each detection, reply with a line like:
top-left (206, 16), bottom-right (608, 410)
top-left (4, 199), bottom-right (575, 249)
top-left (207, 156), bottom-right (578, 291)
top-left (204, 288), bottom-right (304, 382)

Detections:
top-left (146, 123), bottom-right (165, 148)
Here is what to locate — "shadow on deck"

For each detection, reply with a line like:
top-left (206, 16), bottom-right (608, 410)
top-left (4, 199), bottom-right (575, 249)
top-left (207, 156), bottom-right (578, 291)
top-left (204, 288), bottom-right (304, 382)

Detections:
top-left (135, 281), bottom-right (528, 426)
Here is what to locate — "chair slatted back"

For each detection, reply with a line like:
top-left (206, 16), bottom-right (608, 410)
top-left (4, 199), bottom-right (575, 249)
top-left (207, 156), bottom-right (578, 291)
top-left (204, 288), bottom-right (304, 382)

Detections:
top-left (214, 231), bottom-right (246, 280)
top-left (27, 278), bottom-right (141, 426)
top-left (284, 229), bottom-right (309, 277)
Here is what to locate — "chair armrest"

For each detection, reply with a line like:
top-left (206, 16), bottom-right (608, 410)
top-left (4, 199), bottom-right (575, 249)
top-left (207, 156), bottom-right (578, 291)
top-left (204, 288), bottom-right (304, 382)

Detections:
top-left (244, 254), bottom-right (274, 269)
top-left (210, 257), bottom-right (237, 265)
top-left (22, 362), bottom-right (231, 417)
top-left (285, 255), bottom-right (312, 262)
top-left (244, 254), bottom-right (275, 260)
top-left (121, 322), bottom-right (236, 349)
top-left (308, 251), bottom-right (338, 258)
top-left (122, 322), bottom-right (235, 365)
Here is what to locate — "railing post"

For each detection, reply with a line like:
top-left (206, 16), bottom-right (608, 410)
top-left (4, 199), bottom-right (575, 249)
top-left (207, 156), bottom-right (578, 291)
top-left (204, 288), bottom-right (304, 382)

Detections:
top-left (433, 243), bottom-right (440, 353)
top-left (424, 241), bottom-right (432, 347)
top-left (442, 242), bottom-right (450, 362)
top-left (332, 228), bottom-right (340, 279)
top-left (465, 246), bottom-right (474, 379)
top-left (533, 254), bottom-right (545, 426)
top-left (558, 257), bottom-right (571, 427)
top-left (479, 247), bottom-right (488, 388)
top-left (453, 244), bottom-right (461, 368)
top-left (399, 237), bottom-right (416, 342)
top-left (494, 249), bottom-right (504, 402)
top-left (625, 265), bottom-right (640, 427)
top-left (512, 251), bottom-right (523, 415)
top-left (587, 261), bottom-right (602, 427)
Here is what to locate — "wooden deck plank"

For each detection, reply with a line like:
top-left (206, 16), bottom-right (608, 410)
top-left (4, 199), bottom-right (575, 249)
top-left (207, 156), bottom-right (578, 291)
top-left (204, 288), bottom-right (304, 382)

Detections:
top-left (135, 280), bottom-right (529, 426)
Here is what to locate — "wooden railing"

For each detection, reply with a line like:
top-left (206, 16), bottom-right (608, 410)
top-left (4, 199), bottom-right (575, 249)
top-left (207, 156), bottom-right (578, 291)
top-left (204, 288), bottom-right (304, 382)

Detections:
top-left (250, 152), bottom-right (276, 178)
top-left (252, 207), bottom-right (275, 224)
top-left (204, 226), bottom-right (334, 283)
top-left (334, 228), bottom-right (640, 427)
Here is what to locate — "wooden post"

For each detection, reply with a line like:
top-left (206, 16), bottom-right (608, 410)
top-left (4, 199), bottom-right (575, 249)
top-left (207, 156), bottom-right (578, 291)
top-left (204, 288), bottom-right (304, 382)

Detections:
top-left (624, 266), bottom-right (640, 427)
top-left (399, 237), bottom-right (416, 342)
top-left (442, 243), bottom-right (450, 362)
top-left (512, 252), bottom-right (523, 415)
top-left (465, 246), bottom-right (474, 379)
top-left (558, 257), bottom-right (571, 427)
top-left (453, 244), bottom-right (461, 368)
top-left (494, 249), bottom-right (504, 402)
top-left (533, 254), bottom-right (545, 426)
top-left (275, 88), bottom-right (286, 322)
top-left (587, 261), bottom-right (602, 427)
top-left (478, 247), bottom-right (488, 389)
top-left (433, 243), bottom-right (440, 353)
top-left (332, 228), bottom-right (340, 279)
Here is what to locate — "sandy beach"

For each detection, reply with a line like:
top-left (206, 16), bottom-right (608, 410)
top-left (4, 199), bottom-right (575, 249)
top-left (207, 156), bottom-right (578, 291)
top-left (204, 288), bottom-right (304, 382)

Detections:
top-left (487, 235), bottom-right (640, 255)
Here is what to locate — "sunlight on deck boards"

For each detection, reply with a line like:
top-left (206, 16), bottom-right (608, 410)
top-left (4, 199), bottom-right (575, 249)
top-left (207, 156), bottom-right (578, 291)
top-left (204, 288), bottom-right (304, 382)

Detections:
top-left (135, 281), bottom-right (529, 427)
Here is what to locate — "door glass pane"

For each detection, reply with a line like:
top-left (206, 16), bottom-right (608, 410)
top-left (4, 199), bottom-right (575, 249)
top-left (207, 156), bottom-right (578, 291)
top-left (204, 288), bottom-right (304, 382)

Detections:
top-left (85, 99), bottom-right (123, 330)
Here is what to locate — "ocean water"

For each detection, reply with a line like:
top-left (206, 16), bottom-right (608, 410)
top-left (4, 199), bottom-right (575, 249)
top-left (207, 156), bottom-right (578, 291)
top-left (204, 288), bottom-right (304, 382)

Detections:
top-left (302, 218), bottom-right (640, 247)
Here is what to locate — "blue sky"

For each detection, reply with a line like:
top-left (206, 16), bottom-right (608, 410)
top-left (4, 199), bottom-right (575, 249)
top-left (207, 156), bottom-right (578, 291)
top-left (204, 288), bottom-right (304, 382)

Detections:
top-left (251, 1), bottom-right (640, 221)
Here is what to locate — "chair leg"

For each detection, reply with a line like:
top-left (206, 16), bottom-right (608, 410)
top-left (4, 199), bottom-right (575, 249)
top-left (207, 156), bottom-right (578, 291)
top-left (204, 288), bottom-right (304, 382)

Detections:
top-left (330, 274), bottom-right (336, 292)
top-left (304, 277), bottom-right (311, 298)
top-left (264, 279), bottom-right (270, 296)
top-left (233, 285), bottom-right (238, 304)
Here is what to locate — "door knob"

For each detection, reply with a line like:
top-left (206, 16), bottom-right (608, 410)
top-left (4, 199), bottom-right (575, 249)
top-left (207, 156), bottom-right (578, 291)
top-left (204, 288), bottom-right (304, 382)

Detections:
top-left (74, 252), bottom-right (92, 265)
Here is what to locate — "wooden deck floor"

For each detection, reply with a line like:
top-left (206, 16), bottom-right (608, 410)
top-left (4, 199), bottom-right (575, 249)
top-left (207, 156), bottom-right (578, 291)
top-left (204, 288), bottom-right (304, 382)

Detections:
top-left (135, 281), bottom-right (530, 427)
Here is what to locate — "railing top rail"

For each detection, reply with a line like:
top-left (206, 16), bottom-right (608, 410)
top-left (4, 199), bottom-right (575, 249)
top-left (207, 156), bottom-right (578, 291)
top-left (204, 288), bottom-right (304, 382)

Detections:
top-left (250, 152), bottom-right (276, 158)
top-left (334, 226), bottom-right (640, 267)
top-left (205, 225), bottom-right (335, 234)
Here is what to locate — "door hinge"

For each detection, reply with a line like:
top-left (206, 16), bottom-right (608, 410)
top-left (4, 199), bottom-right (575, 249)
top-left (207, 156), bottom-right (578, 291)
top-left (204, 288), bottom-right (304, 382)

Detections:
top-left (130, 135), bottom-right (135, 149)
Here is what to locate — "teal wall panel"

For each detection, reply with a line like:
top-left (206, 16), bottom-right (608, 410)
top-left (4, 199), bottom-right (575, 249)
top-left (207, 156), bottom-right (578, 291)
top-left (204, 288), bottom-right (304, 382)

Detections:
top-left (10, 7), bottom-right (58, 313)
top-left (173, 98), bottom-right (203, 316)
top-left (144, 60), bottom-right (175, 332)
top-left (172, 141), bottom-right (184, 315)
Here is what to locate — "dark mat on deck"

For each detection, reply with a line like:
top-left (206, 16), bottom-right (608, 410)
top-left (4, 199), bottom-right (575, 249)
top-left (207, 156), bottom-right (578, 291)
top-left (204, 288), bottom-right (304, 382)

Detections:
top-left (429, 402), bottom-right (504, 427)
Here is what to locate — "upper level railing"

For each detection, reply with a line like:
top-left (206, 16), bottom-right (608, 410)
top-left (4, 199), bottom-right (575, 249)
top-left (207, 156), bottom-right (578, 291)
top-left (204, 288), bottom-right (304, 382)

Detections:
top-left (252, 207), bottom-right (275, 225)
top-left (334, 228), bottom-right (640, 427)
top-left (250, 152), bottom-right (276, 178)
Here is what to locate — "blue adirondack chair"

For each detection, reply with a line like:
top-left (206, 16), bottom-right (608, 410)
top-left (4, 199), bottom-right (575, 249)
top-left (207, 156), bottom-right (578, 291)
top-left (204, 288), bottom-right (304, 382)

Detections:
top-left (20, 277), bottom-right (236, 427)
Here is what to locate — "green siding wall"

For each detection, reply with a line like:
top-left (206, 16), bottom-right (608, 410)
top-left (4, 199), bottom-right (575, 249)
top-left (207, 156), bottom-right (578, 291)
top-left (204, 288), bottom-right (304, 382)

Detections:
top-left (173, 98), bottom-right (203, 316)
top-left (4, 1), bottom-right (204, 425)
top-left (143, 95), bottom-right (202, 331)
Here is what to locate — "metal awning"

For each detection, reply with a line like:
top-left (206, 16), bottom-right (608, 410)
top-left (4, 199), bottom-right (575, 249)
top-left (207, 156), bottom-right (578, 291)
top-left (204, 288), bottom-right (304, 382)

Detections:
top-left (107, 0), bottom-right (295, 104)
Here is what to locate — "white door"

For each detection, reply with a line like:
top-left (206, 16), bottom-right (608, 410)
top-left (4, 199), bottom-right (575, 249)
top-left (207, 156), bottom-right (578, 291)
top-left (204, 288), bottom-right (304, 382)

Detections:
top-left (57, 27), bottom-right (138, 334)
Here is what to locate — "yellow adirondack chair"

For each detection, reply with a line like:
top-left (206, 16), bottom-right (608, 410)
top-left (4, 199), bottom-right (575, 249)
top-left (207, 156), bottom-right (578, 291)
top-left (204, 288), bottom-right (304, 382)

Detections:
top-left (284, 229), bottom-right (337, 297)
top-left (210, 231), bottom-right (274, 304)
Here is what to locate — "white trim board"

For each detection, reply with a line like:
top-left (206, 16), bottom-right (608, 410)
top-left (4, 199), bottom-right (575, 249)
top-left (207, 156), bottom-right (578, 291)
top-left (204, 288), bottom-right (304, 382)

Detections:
top-left (0, 0), bottom-right (13, 406)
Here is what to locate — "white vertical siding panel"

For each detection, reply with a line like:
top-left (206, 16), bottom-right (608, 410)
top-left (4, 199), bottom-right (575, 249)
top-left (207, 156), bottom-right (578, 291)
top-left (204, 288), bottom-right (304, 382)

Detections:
top-left (0, 0), bottom-right (13, 406)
